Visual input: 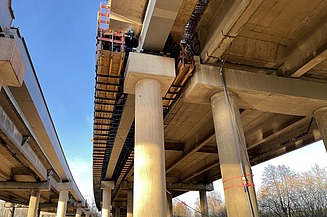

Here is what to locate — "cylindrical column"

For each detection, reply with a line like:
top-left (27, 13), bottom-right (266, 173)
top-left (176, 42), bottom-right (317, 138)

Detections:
top-left (314, 107), bottom-right (327, 152)
top-left (7, 207), bottom-right (15, 217)
top-left (114, 206), bottom-right (120, 217)
top-left (211, 92), bottom-right (259, 217)
top-left (166, 192), bottom-right (173, 217)
top-left (199, 191), bottom-right (208, 217)
top-left (127, 189), bottom-right (133, 217)
top-left (134, 79), bottom-right (167, 217)
top-left (27, 190), bottom-right (40, 217)
top-left (102, 188), bottom-right (112, 217)
top-left (75, 207), bottom-right (82, 217)
top-left (56, 190), bottom-right (69, 217)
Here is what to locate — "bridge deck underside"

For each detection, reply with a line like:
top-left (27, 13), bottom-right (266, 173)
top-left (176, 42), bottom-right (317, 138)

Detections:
top-left (94, 0), bottom-right (327, 207)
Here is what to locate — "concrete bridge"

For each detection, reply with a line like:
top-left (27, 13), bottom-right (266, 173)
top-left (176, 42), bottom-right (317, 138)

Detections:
top-left (92, 0), bottom-right (327, 217)
top-left (0, 1), bottom-right (95, 216)
top-left (1, 0), bottom-right (327, 217)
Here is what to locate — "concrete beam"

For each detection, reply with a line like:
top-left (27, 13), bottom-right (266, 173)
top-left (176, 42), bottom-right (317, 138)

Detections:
top-left (112, 202), bottom-right (127, 207)
top-left (289, 44), bottom-right (327, 78)
top-left (0, 181), bottom-right (50, 191)
top-left (200, 0), bottom-right (263, 63)
top-left (101, 181), bottom-right (115, 189)
top-left (166, 183), bottom-right (213, 192)
top-left (0, 37), bottom-right (26, 87)
top-left (105, 95), bottom-right (134, 179)
top-left (280, 17), bottom-right (327, 77)
top-left (164, 142), bottom-right (184, 151)
top-left (166, 132), bottom-right (215, 173)
top-left (165, 142), bottom-right (217, 153)
top-left (50, 180), bottom-right (72, 191)
top-left (184, 63), bottom-right (327, 116)
top-left (124, 52), bottom-right (175, 96)
top-left (181, 161), bottom-right (219, 182)
top-left (0, 106), bottom-right (48, 180)
top-left (137, 0), bottom-right (183, 52)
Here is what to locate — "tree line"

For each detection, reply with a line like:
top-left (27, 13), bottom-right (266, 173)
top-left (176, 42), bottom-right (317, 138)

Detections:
top-left (173, 164), bottom-right (327, 217)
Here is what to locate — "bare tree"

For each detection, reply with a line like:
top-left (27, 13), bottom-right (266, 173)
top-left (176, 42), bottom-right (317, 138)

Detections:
top-left (173, 200), bottom-right (193, 217)
top-left (194, 190), bottom-right (226, 217)
top-left (258, 164), bottom-right (299, 217)
top-left (258, 164), bottom-right (327, 217)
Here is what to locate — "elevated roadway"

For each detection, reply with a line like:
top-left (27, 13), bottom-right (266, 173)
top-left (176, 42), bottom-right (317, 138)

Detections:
top-left (0, 0), bottom-right (93, 216)
top-left (92, 0), bottom-right (327, 216)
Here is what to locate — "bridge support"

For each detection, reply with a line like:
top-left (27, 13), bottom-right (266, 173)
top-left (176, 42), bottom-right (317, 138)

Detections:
top-left (101, 181), bottom-right (114, 217)
top-left (114, 206), bottom-right (120, 217)
top-left (56, 190), bottom-right (68, 217)
top-left (314, 107), bottom-right (327, 152)
top-left (211, 92), bottom-right (259, 217)
top-left (166, 192), bottom-right (173, 217)
top-left (199, 191), bottom-right (208, 217)
top-left (127, 189), bottom-right (133, 217)
top-left (75, 207), bottom-right (82, 217)
top-left (27, 190), bottom-right (40, 217)
top-left (124, 52), bottom-right (175, 217)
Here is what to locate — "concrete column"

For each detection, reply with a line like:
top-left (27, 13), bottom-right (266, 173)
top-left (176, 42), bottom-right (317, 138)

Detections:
top-left (56, 190), bottom-right (69, 217)
top-left (75, 207), bottom-right (82, 217)
top-left (211, 92), bottom-right (259, 217)
top-left (101, 181), bottom-right (114, 217)
top-left (166, 192), bottom-right (173, 217)
top-left (7, 207), bottom-right (15, 217)
top-left (133, 79), bottom-right (167, 217)
top-left (127, 189), bottom-right (133, 217)
top-left (124, 52), bottom-right (175, 217)
top-left (199, 191), bottom-right (208, 217)
top-left (114, 207), bottom-right (120, 217)
top-left (314, 107), bottom-right (327, 152)
top-left (27, 190), bottom-right (40, 217)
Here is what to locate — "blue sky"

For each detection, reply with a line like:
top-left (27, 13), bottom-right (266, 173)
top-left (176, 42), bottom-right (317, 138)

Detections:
top-left (11, 0), bottom-right (327, 205)
top-left (12, 0), bottom-right (99, 196)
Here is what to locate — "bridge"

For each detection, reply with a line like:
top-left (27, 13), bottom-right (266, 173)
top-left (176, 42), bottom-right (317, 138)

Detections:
top-left (1, 0), bottom-right (327, 217)
top-left (92, 0), bottom-right (327, 217)
top-left (0, 0), bottom-right (95, 216)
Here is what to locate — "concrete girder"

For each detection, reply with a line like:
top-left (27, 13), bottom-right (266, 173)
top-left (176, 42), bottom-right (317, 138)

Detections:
top-left (280, 16), bottom-right (327, 77)
top-left (165, 142), bottom-right (217, 154)
top-left (0, 181), bottom-right (50, 191)
top-left (166, 183), bottom-right (213, 192)
top-left (105, 95), bottom-right (134, 179)
top-left (0, 106), bottom-right (48, 180)
top-left (137, 0), bottom-right (183, 52)
top-left (166, 132), bottom-right (215, 173)
top-left (184, 62), bottom-right (327, 116)
top-left (200, 0), bottom-right (264, 64)
top-left (7, 28), bottom-right (85, 203)
top-left (120, 180), bottom-right (214, 192)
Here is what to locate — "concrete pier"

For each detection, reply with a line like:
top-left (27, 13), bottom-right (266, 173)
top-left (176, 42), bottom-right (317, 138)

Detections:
top-left (127, 189), bottom-right (133, 217)
top-left (56, 190), bottom-right (68, 217)
top-left (211, 92), bottom-right (259, 217)
top-left (124, 52), bottom-right (175, 217)
top-left (199, 191), bottom-right (208, 217)
top-left (27, 190), bottom-right (40, 217)
top-left (101, 181), bottom-right (114, 217)
top-left (314, 107), bottom-right (327, 152)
